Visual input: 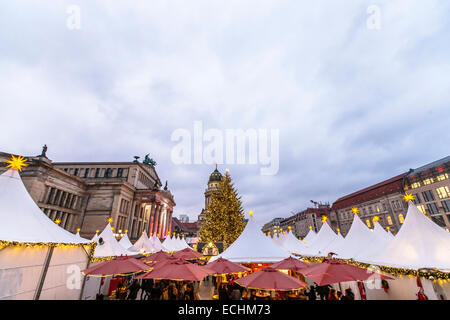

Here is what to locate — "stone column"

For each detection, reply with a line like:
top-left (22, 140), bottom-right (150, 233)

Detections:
top-left (153, 204), bottom-right (162, 237)
top-left (166, 209), bottom-right (173, 236)
top-left (157, 206), bottom-right (165, 237)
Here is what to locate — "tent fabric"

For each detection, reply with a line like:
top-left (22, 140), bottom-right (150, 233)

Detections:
top-left (297, 222), bottom-right (339, 257)
top-left (235, 267), bottom-right (306, 290)
top-left (134, 232), bottom-right (155, 253)
top-left (93, 224), bottom-right (136, 258)
top-left (210, 215), bottom-right (291, 263)
top-left (361, 201), bottom-right (450, 270)
top-left (280, 232), bottom-right (305, 254)
top-left (118, 234), bottom-right (139, 252)
top-left (302, 229), bottom-right (317, 243)
top-left (325, 215), bottom-right (382, 260)
top-left (150, 234), bottom-right (163, 252)
top-left (0, 169), bottom-right (91, 244)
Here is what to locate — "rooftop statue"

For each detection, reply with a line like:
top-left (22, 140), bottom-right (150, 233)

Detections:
top-left (143, 154), bottom-right (157, 166)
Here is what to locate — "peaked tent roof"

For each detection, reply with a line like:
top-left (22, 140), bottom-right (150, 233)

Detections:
top-left (151, 234), bottom-right (163, 252)
top-left (326, 214), bottom-right (382, 259)
top-left (297, 222), bottom-right (338, 257)
top-left (280, 232), bottom-right (304, 254)
top-left (210, 214), bottom-right (291, 263)
top-left (354, 222), bottom-right (392, 261)
top-left (94, 223), bottom-right (136, 257)
top-left (162, 235), bottom-right (181, 252)
top-left (0, 169), bottom-right (91, 244)
top-left (134, 232), bottom-right (154, 253)
top-left (362, 201), bottom-right (450, 270)
top-left (119, 233), bottom-right (139, 252)
top-left (302, 229), bottom-right (317, 243)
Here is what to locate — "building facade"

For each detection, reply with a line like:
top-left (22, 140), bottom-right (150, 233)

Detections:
top-left (329, 156), bottom-right (450, 235)
top-left (283, 205), bottom-right (330, 238)
top-left (404, 156), bottom-right (450, 229)
top-left (261, 217), bottom-right (285, 235)
top-left (0, 150), bottom-right (175, 240)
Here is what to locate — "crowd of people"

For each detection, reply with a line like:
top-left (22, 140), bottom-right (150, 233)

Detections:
top-left (101, 277), bottom-right (201, 300)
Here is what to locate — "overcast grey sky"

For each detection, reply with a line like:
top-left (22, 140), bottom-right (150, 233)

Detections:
top-left (1, 1), bottom-right (449, 225)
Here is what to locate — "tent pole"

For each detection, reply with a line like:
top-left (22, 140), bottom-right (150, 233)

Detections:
top-left (34, 246), bottom-right (55, 300)
top-left (79, 245), bottom-right (94, 300)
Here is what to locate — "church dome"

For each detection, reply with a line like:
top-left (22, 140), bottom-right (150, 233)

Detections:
top-left (208, 167), bottom-right (223, 183)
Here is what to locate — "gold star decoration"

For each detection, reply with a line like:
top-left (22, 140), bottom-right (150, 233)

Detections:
top-left (309, 225), bottom-right (312, 230)
top-left (351, 207), bottom-right (360, 215)
top-left (373, 216), bottom-right (380, 222)
top-left (76, 228), bottom-right (81, 232)
top-left (54, 219), bottom-right (61, 225)
top-left (5, 155), bottom-right (28, 171)
top-left (107, 217), bottom-right (113, 223)
top-left (337, 228), bottom-right (340, 233)
top-left (248, 210), bottom-right (254, 216)
top-left (321, 215), bottom-right (328, 223)
top-left (403, 193), bottom-right (415, 202)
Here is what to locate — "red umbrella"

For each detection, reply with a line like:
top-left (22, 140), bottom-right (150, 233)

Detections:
top-left (136, 259), bottom-right (214, 281)
top-left (299, 259), bottom-right (394, 286)
top-left (206, 257), bottom-right (249, 275)
top-left (173, 247), bottom-right (203, 260)
top-left (82, 256), bottom-right (151, 277)
top-left (142, 250), bottom-right (170, 263)
top-left (236, 267), bottom-right (306, 290)
top-left (270, 257), bottom-right (309, 272)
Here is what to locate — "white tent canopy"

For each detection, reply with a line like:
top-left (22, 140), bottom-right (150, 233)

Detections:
top-left (297, 222), bottom-right (339, 257)
top-left (118, 233), bottom-right (138, 252)
top-left (325, 214), bottom-right (383, 259)
top-left (210, 214), bottom-right (291, 263)
top-left (361, 201), bottom-right (450, 270)
top-left (302, 229), bottom-right (317, 243)
top-left (0, 169), bottom-right (91, 244)
top-left (150, 234), bottom-right (163, 252)
top-left (280, 231), bottom-right (304, 254)
top-left (354, 222), bottom-right (392, 261)
top-left (93, 223), bottom-right (136, 257)
top-left (0, 168), bottom-right (93, 300)
top-left (133, 232), bottom-right (155, 253)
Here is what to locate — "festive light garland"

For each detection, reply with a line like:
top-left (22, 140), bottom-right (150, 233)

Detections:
top-left (294, 254), bottom-right (450, 281)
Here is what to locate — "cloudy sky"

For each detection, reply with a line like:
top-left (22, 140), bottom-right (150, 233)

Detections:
top-left (1, 1), bottom-right (449, 225)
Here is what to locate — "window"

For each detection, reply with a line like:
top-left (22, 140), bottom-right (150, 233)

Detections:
top-left (437, 173), bottom-right (449, 181)
top-left (376, 205), bottom-right (380, 213)
top-left (431, 215), bottom-right (446, 227)
top-left (369, 206), bottom-right (373, 214)
top-left (442, 200), bottom-right (450, 212)
top-left (411, 182), bottom-right (421, 189)
top-left (422, 190), bottom-right (435, 202)
top-left (386, 216), bottom-right (393, 225)
top-left (426, 202), bottom-right (440, 214)
top-left (84, 168), bottom-right (90, 178)
top-left (413, 194), bottom-right (421, 204)
top-left (117, 168), bottom-right (123, 177)
top-left (436, 186), bottom-right (450, 199)
top-left (417, 205), bottom-right (426, 214)
top-left (95, 168), bottom-right (100, 178)
top-left (382, 203), bottom-right (386, 211)
top-left (74, 168), bottom-right (79, 176)
top-left (423, 178), bottom-right (434, 185)
top-left (47, 187), bottom-right (55, 204)
top-left (105, 168), bottom-right (112, 178)
top-left (365, 219), bottom-right (371, 228)
top-left (398, 214), bottom-right (404, 224)
top-left (53, 190), bottom-right (61, 205)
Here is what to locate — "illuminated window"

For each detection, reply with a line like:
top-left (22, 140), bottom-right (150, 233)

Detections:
top-left (436, 186), bottom-right (450, 199)
top-left (411, 182), bottom-right (421, 189)
top-left (365, 219), bottom-right (371, 228)
top-left (398, 214), bottom-right (404, 224)
top-left (386, 216), bottom-right (393, 225)
top-left (437, 173), bottom-right (449, 181)
top-left (423, 178), bottom-right (434, 185)
top-left (376, 205), bottom-right (380, 213)
top-left (417, 205), bottom-right (426, 214)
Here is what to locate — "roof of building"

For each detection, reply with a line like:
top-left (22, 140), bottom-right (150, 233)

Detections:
top-left (332, 173), bottom-right (406, 211)
top-left (208, 166), bottom-right (223, 182)
top-left (172, 217), bottom-right (198, 233)
top-left (406, 155), bottom-right (450, 178)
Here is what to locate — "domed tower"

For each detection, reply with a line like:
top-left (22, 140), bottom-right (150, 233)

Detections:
top-left (205, 165), bottom-right (223, 209)
top-left (198, 165), bottom-right (223, 229)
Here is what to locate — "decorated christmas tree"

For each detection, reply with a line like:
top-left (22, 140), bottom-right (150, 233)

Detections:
top-left (199, 170), bottom-right (245, 246)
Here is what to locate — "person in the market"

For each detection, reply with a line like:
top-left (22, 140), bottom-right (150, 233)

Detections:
top-left (307, 285), bottom-right (317, 300)
top-left (126, 279), bottom-right (141, 300)
top-left (341, 288), bottom-right (355, 300)
top-left (328, 288), bottom-right (338, 300)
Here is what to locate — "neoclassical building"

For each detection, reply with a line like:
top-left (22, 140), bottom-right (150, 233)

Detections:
top-left (0, 149), bottom-right (175, 240)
